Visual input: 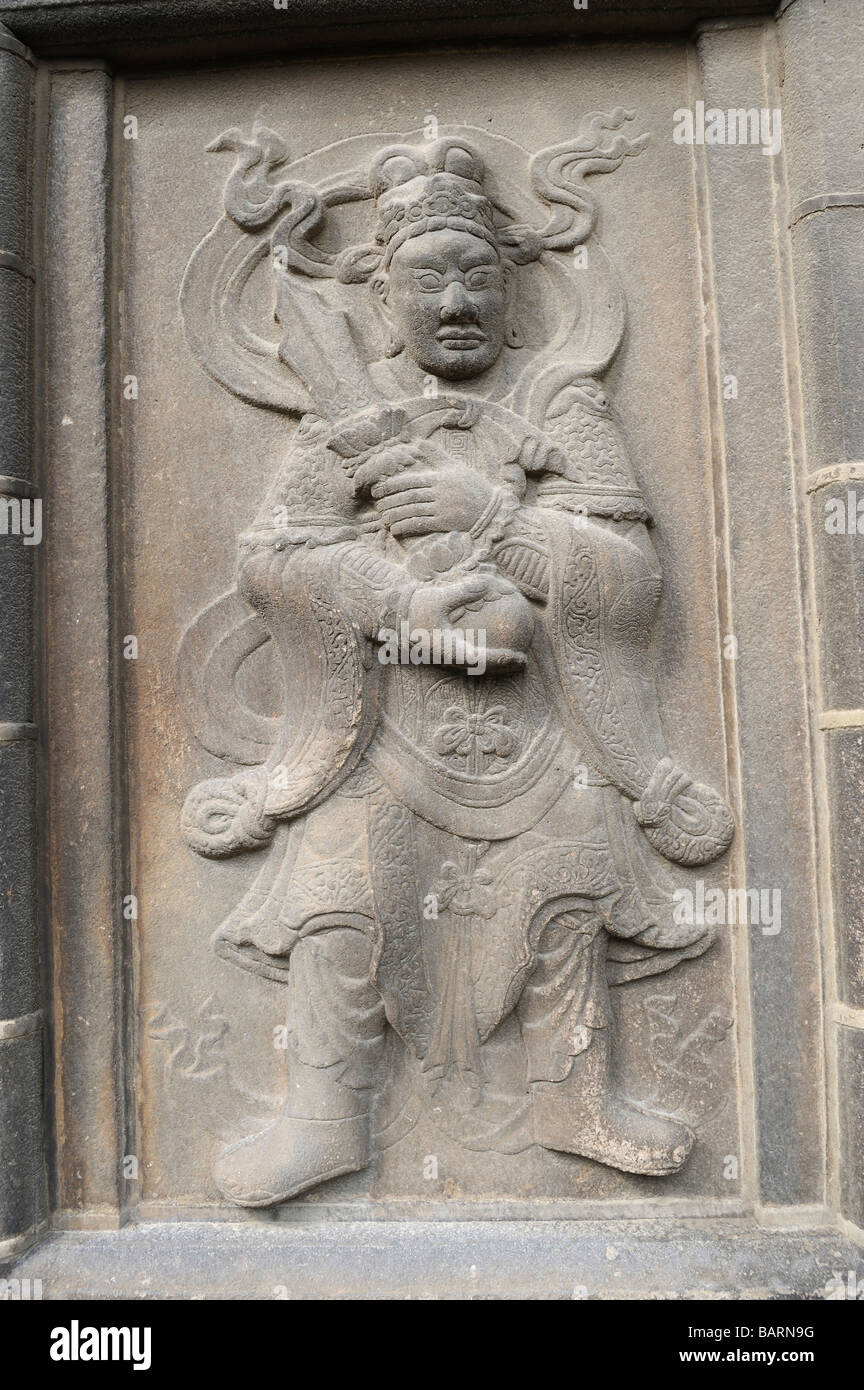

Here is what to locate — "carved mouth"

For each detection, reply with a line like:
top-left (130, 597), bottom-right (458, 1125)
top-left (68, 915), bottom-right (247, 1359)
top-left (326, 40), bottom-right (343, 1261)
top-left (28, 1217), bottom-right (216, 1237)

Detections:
top-left (436, 329), bottom-right (486, 349)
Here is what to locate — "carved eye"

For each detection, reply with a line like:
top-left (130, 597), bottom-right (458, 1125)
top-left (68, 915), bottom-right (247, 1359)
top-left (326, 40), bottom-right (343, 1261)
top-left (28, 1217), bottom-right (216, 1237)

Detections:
top-left (415, 271), bottom-right (443, 291)
top-left (465, 269), bottom-right (491, 289)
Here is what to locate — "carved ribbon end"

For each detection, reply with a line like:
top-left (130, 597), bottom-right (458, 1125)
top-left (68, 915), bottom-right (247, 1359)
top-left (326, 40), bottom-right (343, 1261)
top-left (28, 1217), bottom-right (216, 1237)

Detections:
top-left (182, 768), bottom-right (275, 858)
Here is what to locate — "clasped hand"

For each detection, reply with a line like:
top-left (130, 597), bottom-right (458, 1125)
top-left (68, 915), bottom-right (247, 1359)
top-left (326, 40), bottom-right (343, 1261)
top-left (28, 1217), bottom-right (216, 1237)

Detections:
top-left (353, 442), bottom-right (495, 537)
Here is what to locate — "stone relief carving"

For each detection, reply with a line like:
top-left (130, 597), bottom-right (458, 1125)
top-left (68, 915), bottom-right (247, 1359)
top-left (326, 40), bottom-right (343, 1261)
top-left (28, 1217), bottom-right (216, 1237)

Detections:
top-left (147, 997), bottom-right (279, 1142)
top-left (175, 113), bottom-right (734, 1207)
top-left (641, 994), bottom-right (733, 1133)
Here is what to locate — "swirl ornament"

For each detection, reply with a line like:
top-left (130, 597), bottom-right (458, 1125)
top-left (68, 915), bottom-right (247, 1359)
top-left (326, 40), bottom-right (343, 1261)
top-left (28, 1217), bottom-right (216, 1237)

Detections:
top-left (633, 757), bottom-right (734, 867)
top-left (181, 767), bottom-right (275, 859)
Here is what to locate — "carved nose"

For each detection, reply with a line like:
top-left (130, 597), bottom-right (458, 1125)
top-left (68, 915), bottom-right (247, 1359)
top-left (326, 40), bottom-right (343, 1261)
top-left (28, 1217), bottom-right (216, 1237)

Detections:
top-left (439, 282), bottom-right (477, 322)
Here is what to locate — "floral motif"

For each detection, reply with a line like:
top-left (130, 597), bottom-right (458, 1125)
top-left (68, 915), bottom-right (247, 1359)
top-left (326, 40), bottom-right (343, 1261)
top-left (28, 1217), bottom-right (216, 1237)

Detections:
top-left (408, 530), bottom-right (478, 583)
top-left (433, 703), bottom-right (515, 773)
top-left (433, 841), bottom-right (498, 920)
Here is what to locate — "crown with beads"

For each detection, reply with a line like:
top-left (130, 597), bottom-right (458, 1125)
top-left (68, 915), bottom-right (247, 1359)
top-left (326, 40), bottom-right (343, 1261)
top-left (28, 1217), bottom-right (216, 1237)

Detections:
top-left (371, 139), bottom-right (501, 266)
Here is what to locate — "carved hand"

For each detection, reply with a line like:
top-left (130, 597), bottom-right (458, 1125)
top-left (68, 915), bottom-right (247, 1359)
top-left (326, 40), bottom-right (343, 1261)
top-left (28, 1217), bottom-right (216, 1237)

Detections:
top-left (371, 464), bottom-right (496, 538)
top-left (351, 441), bottom-right (431, 495)
top-left (407, 572), bottom-right (497, 631)
top-left (633, 756), bottom-right (734, 867)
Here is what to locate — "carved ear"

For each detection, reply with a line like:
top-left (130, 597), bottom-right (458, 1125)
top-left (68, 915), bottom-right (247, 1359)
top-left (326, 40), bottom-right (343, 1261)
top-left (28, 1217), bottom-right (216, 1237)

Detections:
top-left (368, 271), bottom-right (401, 355)
top-left (370, 271), bottom-right (390, 311)
top-left (370, 267), bottom-right (406, 360)
top-left (502, 263), bottom-right (525, 349)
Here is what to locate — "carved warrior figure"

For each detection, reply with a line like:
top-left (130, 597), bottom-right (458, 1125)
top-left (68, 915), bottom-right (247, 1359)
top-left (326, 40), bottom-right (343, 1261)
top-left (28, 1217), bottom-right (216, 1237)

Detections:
top-left (177, 116), bottom-right (734, 1206)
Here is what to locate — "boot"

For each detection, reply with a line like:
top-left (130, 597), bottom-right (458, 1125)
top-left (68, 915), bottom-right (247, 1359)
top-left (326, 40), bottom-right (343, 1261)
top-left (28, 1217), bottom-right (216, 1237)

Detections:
top-left (214, 925), bottom-right (384, 1207)
top-left (214, 1054), bottom-right (372, 1207)
top-left (531, 1027), bottom-right (694, 1177)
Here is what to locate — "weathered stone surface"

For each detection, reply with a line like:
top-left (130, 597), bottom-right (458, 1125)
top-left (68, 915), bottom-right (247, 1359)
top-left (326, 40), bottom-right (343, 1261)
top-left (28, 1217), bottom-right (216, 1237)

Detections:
top-left (117, 48), bottom-right (745, 1218)
top-left (0, 1029), bottom-right (44, 1254)
top-left (0, 46), bottom-right (33, 259)
top-left (809, 484), bottom-right (864, 716)
top-left (0, 0), bottom-right (862, 1298)
top-left (695, 20), bottom-right (825, 1208)
top-left (40, 65), bottom-right (127, 1223)
top-left (0, 0), bottom-right (777, 63)
top-left (0, 272), bottom-right (31, 474)
top-left (779, 0), bottom-right (864, 215)
top-left (778, 0), bottom-right (864, 1235)
top-left (824, 729), bottom-right (864, 1012)
top-left (0, 742), bottom-right (38, 1019)
top-left (0, 19), bottom-right (43, 1260)
top-left (790, 208), bottom-right (864, 478)
top-left (0, 529), bottom-right (33, 722)
top-left (838, 1025), bottom-right (864, 1232)
top-left (10, 1216), bottom-right (864, 1300)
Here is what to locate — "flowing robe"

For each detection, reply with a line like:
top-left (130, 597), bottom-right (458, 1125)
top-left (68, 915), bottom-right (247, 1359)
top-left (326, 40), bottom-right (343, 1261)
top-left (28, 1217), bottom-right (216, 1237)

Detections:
top-left (183, 373), bottom-right (730, 1086)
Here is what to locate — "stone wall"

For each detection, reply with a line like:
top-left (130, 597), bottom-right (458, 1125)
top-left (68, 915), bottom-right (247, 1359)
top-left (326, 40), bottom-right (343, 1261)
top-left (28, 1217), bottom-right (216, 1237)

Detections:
top-left (0, 0), bottom-right (862, 1298)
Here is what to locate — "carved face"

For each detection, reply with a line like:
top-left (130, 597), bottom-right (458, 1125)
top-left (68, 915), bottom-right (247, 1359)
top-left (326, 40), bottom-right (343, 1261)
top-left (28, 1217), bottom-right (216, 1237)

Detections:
top-left (383, 229), bottom-right (507, 380)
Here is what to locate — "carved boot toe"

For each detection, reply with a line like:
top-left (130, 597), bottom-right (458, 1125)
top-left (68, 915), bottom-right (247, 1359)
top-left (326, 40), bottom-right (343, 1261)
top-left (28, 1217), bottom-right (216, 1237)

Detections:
top-left (214, 1112), bottom-right (370, 1207)
top-left (533, 1089), bottom-right (694, 1177)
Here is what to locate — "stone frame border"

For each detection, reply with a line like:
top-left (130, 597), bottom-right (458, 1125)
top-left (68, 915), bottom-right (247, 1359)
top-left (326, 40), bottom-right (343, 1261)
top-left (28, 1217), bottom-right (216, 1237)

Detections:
top-left (1, 0), bottom-right (862, 1293)
top-left (0, 1), bottom-right (778, 63)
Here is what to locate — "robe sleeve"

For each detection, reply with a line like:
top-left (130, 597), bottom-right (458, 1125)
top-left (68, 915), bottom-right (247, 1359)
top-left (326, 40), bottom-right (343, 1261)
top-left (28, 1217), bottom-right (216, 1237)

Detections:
top-left (523, 377), bottom-right (733, 869)
top-left (181, 417), bottom-right (415, 858)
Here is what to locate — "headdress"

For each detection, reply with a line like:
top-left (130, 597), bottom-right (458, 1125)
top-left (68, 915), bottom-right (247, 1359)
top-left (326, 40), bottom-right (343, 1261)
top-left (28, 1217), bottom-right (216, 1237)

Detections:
top-left (181, 113), bottom-right (649, 413)
top-left (370, 139), bottom-right (501, 266)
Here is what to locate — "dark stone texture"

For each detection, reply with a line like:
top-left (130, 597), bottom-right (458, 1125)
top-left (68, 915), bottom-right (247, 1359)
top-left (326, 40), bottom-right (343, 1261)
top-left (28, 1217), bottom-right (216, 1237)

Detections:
top-left (0, 531), bottom-right (34, 724)
top-left (0, 741), bottom-right (38, 1019)
top-left (0, 47), bottom-right (33, 260)
top-left (824, 729), bottom-right (864, 1012)
top-left (696, 23), bottom-right (824, 1208)
top-left (779, 0), bottom-right (864, 217)
top-left (790, 209), bottom-right (864, 478)
top-left (808, 485), bottom-right (864, 714)
top-left (0, 1031), bottom-right (44, 1254)
top-left (6, 1216), bottom-right (864, 1298)
top-left (838, 1025), bottom-right (864, 1231)
top-left (0, 13), bottom-right (42, 1256)
top-left (778, 0), bottom-right (864, 1244)
top-left (0, 268), bottom-right (32, 486)
top-left (40, 67), bottom-right (127, 1220)
top-left (0, 0), bottom-right (860, 1294)
top-left (0, 0), bottom-right (775, 64)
